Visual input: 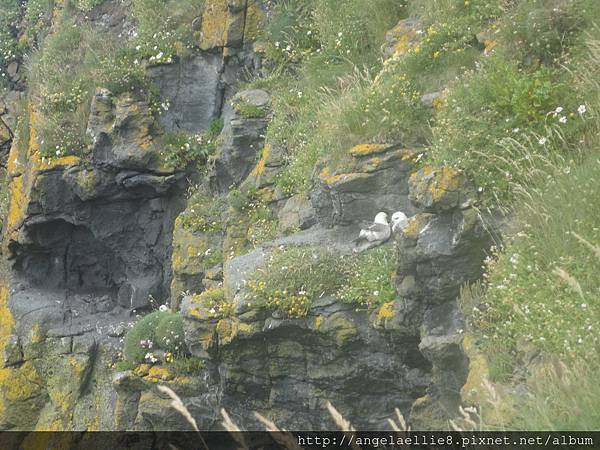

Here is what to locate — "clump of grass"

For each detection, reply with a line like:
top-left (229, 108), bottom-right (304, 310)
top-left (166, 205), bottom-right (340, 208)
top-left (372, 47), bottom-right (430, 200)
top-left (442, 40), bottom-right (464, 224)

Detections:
top-left (247, 246), bottom-right (347, 317)
top-left (429, 57), bottom-right (582, 204)
top-left (162, 118), bottom-right (224, 170)
top-left (247, 245), bottom-right (397, 317)
top-left (470, 155), bottom-right (600, 379)
top-left (177, 189), bottom-right (227, 234)
top-left (167, 356), bottom-right (205, 376)
top-left (337, 246), bottom-right (397, 307)
top-left (227, 187), bottom-right (279, 249)
top-left (122, 310), bottom-right (189, 364)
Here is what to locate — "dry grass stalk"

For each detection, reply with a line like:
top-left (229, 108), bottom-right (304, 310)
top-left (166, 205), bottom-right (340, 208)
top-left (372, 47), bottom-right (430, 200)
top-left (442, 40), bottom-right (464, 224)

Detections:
top-left (387, 408), bottom-right (410, 432)
top-left (253, 412), bottom-right (303, 450)
top-left (221, 409), bottom-right (250, 450)
top-left (552, 267), bottom-right (585, 298)
top-left (326, 402), bottom-right (361, 450)
top-left (572, 232), bottom-right (600, 263)
top-left (156, 385), bottom-right (208, 450)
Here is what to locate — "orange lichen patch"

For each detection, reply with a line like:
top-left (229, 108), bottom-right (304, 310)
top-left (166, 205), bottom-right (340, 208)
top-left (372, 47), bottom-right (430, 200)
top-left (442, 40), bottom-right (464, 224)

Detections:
top-left (199, 0), bottom-right (229, 50)
top-left (432, 96), bottom-right (445, 110)
top-left (314, 315), bottom-right (323, 330)
top-left (6, 174), bottom-right (28, 235)
top-left (483, 39), bottom-right (497, 56)
top-left (144, 365), bottom-right (173, 382)
top-left (430, 166), bottom-right (461, 201)
top-left (318, 166), bottom-right (358, 186)
top-left (250, 144), bottom-right (270, 177)
top-left (133, 364), bottom-right (151, 377)
top-left (349, 143), bottom-right (389, 157)
top-left (377, 302), bottom-right (395, 321)
top-left (0, 361), bottom-right (44, 419)
top-left (403, 214), bottom-right (429, 239)
top-left (0, 286), bottom-right (15, 350)
top-left (33, 154), bottom-right (81, 172)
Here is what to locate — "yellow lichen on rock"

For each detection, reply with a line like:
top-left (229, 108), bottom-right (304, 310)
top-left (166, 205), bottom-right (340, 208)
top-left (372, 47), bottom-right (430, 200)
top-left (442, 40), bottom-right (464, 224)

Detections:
top-left (250, 144), bottom-right (270, 177)
top-left (377, 302), bottom-right (395, 321)
top-left (349, 143), bottom-right (389, 157)
top-left (144, 365), bottom-right (173, 382)
top-left (199, 0), bottom-right (232, 50)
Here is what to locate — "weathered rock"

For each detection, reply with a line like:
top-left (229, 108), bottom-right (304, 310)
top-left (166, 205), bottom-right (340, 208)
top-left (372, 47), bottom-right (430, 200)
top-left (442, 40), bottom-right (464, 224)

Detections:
top-left (170, 224), bottom-right (224, 308)
top-left (311, 144), bottom-right (420, 228)
top-left (88, 89), bottom-right (167, 172)
top-left (209, 89), bottom-right (270, 192)
top-left (395, 181), bottom-right (493, 426)
top-left (383, 18), bottom-right (423, 59)
top-left (277, 195), bottom-right (316, 234)
top-left (408, 165), bottom-right (476, 213)
top-left (148, 53), bottom-right (224, 134)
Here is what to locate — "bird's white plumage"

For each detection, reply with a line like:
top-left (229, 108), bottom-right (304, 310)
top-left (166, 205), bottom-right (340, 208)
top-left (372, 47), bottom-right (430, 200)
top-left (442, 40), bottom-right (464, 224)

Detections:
top-left (355, 212), bottom-right (391, 243)
top-left (391, 211), bottom-right (409, 233)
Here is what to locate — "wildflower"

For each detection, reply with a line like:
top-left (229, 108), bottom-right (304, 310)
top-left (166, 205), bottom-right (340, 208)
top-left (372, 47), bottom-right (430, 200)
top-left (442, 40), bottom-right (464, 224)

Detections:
top-left (209, 307), bottom-right (216, 315)
top-left (159, 304), bottom-right (169, 312)
top-left (559, 116), bottom-right (567, 124)
top-left (538, 137), bottom-right (547, 145)
top-left (555, 106), bottom-right (563, 113)
top-left (577, 104), bottom-right (587, 115)
top-left (144, 352), bottom-right (158, 363)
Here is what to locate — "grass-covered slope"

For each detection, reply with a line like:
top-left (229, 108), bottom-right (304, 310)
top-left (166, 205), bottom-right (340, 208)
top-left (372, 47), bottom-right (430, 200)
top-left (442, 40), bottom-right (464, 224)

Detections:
top-left (253, 0), bottom-right (600, 430)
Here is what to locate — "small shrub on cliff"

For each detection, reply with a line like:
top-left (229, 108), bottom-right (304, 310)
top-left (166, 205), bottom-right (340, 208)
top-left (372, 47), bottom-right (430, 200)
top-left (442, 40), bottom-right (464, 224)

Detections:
top-left (162, 118), bottom-right (223, 170)
top-left (123, 310), bottom-right (188, 364)
top-left (191, 287), bottom-right (232, 320)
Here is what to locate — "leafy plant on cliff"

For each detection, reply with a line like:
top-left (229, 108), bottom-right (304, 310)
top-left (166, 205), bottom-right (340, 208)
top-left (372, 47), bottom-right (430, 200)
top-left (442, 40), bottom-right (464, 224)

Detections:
top-left (162, 117), bottom-right (224, 170)
top-left (123, 310), bottom-right (188, 364)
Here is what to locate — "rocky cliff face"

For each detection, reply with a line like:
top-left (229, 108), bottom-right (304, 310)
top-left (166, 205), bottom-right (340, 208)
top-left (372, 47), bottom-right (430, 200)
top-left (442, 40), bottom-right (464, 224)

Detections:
top-left (0, 0), bottom-right (495, 432)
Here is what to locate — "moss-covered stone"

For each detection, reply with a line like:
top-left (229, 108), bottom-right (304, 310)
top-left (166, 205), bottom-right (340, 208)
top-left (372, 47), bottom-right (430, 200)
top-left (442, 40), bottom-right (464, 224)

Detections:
top-left (409, 165), bottom-right (476, 212)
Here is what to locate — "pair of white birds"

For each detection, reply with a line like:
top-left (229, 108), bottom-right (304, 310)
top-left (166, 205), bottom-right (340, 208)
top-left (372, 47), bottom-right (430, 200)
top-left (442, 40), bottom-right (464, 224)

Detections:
top-left (353, 211), bottom-right (408, 245)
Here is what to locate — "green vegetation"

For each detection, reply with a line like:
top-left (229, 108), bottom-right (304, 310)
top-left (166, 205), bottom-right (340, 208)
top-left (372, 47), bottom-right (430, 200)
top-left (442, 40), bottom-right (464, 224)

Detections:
top-left (190, 287), bottom-right (233, 320)
top-left (228, 187), bottom-right (279, 248)
top-left (25, 0), bottom-right (203, 159)
top-left (122, 310), bottom-right (188, 364)
top-left (247, 245), bottom-right (396, 317)
top-left (162, 118), bottom-right (224, 170)
top-left (177, 189), bottom-right (227, 234)
top-left (465, 155), bottom-right (600, 380)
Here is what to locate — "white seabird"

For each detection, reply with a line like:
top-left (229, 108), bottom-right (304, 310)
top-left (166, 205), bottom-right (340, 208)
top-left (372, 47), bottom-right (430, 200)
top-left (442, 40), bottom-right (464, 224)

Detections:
top-left (391, 211), bottom-right (409, 233)
top-left (353, 212), bottom-right (391, 245)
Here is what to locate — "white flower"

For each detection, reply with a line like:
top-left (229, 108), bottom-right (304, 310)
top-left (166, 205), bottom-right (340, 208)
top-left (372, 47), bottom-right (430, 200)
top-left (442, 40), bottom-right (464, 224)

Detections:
top-left (156, 51), bottom-right (164, 60)
top-left (559, 116), bottom-right (567, 124)
top-left (338, 32), bottom-right (343, 37)
top-left (555, 106), bottom-right (563, 113)
top-left (578, 104), bottom-right (587, 115)
top-left (159, 304), bottom-right (169, 312)
top-left (307, 30), bottom-right (312, 36)
top-left (209, 307), bottom-right (216, 315)
top-left (274, 41), bottom-right (280, 48)
top-left (538, 137), bottom-right (547, 145)
top-left (144, 352), bottom-right (158, 363)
